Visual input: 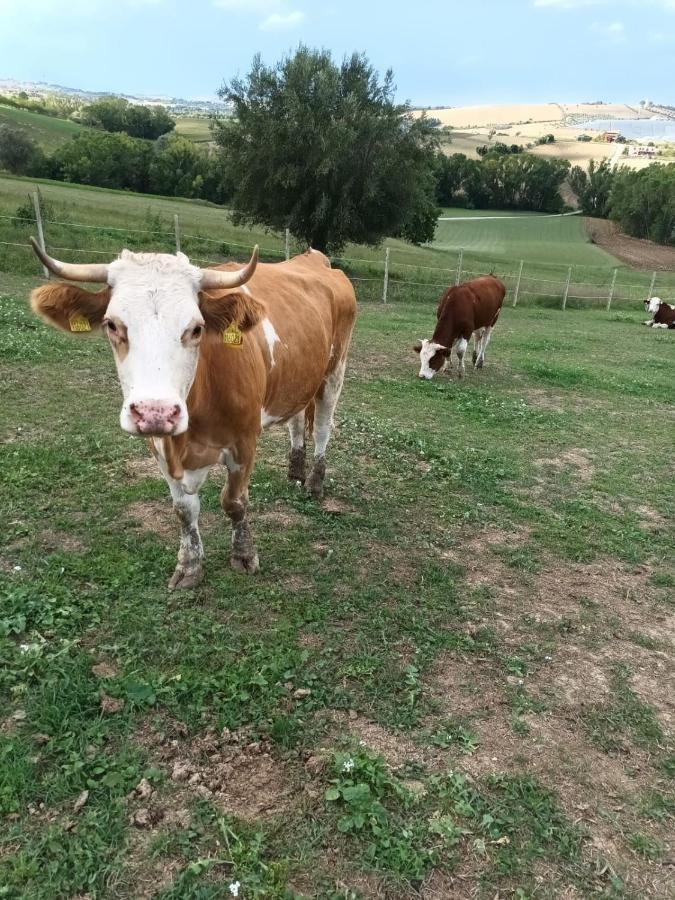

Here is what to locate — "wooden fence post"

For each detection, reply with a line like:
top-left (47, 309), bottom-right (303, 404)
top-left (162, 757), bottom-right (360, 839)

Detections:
top-left (382, 246), bottom-right (390, 303)
top-left (648, 271), bottom-right (657, 298)
top-left (285, 228), bottom-right (290, 261)
top-left (455, 248), bottom-right (464, 285)
top-left (513, 260), bottom-right (524, 307)
top-left (606, 268), bottom-right (618, 312)
top-left (562, 265), bottom-right (572, 310)
top-left (174, 214), bottom-right (181, 254)
top-left (31, 191), bottom-right (49, 279)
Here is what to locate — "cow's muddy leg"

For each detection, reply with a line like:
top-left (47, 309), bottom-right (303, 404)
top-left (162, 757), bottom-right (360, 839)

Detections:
top-left (162, 466), bottom-right (210, 591)
top-left (455, 338), bottom-right (468, 378)
top-left (307, 359), bottom-right (346, 500)
top-left (287, 410), bottom-right (306, 483)
top-left (221, 444), bottom-right (259, 574)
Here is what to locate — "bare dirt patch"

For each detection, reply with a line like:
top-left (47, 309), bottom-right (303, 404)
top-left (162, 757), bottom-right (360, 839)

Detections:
top-left (127, 500), bottom-right (219, 539)
top-left (39, 529), bottom-right (86, 553)
top-left (586, 218), bottom-right (675, 271)
top-left (254, 504), bottom-right (310, 529)
top-left (323, 710), bottom-right (426, 770)
top-left (125, 454), bottom-right (160, 481)
top-left (535, 448), bottom-right (595, 483)
top-left (134, 721), bottom-right (295, 822)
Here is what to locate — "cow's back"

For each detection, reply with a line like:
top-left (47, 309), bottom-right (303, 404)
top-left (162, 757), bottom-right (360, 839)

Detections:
top-left (433, 276), bottom-right (505, 343)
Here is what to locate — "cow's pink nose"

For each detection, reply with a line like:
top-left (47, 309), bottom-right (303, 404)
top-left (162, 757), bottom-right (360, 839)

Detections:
top-left (129, 401), bottom-right (181, 435)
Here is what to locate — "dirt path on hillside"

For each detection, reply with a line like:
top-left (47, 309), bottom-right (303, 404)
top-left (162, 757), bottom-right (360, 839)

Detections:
top-left (585, 218), bottom-right (675, 271)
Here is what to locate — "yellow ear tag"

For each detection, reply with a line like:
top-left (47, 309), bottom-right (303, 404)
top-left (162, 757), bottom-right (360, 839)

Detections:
top-left (69, 314), bottom-right (91, 333)
top-left (222, 323), bottom-right (243, 348)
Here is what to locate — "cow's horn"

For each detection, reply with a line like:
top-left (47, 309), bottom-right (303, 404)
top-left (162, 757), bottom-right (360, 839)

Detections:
top-left (200, 245), bottom-right (259, 290)
top-left (30, 237), bottom-right (110, 283)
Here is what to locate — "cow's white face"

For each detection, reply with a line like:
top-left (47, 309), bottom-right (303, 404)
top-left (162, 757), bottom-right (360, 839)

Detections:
top-left (104, 253), bottom-right (204, 436)
top-left (645, 296), bottom-right (662, 315)
top-left (414, 339), bottom-right (448, 380)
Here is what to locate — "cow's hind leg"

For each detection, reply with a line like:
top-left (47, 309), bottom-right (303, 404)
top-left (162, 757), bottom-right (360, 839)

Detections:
top-left (475, 326), bottom-right (493, 369)
top-left (162, 466), bottom-right (210, 591)
top-left (221, 441), bottom-right (259, 574)
top-left (307, 360), bottom-right (347, 500)
top-left (472, 329), bottom-right (484, 367)
top-left (287, 410), bottom-right (307, 483)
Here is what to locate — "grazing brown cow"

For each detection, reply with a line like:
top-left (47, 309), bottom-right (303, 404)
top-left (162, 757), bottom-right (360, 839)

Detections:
top-left (30, 242), bottom-right (356, 589)
top-left (644, 297), bottom-right (675, 329)
top-left (414, 275), bottom-right (506, 379)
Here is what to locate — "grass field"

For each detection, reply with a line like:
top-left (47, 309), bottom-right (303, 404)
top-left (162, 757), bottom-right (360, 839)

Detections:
top-left (0, 280), bottom-right (673, 898)
top-left (0, 104), bottom-right (85, 151)
top-left (174, 117), bottom-right (216, 144)
top-left (2, 173), bottom-right (674, 307)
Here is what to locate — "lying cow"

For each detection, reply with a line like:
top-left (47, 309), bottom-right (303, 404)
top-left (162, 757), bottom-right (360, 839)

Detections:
top-left (643, 297), bottom-right (675, 329)
top-left (414, 275), bottom-right (506, 379)
top-left (30, 241), bottom-right (356, 589)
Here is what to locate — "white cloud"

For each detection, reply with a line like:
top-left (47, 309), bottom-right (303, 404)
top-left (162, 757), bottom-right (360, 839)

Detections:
top-left (591, 20), bottom-right (627, 41)
top-left (259, 9), bottom-right (305, 29)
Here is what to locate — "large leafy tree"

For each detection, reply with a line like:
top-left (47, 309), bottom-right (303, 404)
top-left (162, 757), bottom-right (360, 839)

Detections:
top-left (569, 160), bottom-right (615, 217)
top-left (82, 97), bottom-right (175, 140)
top-left (215, 47), bottom-right (440, 253)
top-left (610, 164), bottom-right (675, 245)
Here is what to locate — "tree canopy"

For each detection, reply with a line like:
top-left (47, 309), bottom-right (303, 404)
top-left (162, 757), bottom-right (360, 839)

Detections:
top-left (214, 47), bottom-right (440, 253)
top-left (81, 97), bottom-right (175, 140)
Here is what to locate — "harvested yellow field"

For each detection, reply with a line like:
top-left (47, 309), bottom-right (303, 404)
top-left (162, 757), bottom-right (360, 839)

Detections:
top-left (414, 102), bottom-right (647, 129)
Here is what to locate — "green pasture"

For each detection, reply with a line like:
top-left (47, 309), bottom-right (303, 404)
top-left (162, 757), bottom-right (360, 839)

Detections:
top-left (0, 104), bottom-right (86, 152)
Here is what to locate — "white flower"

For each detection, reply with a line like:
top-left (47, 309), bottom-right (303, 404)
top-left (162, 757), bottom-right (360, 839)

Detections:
top-left (13, 565), bottom-right (22, 572)
top-left (342, 758), bottom-right (355, 773)
top-left (229, 881), bottom-right (241, 897)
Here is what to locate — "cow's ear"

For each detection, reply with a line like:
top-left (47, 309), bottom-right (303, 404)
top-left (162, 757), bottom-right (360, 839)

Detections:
top-left (413, 340), bottom-right (423, 354)
top-left (199, 289), bottom-right (265, 334)
top-left (31, 283), bottom-right (110, 333)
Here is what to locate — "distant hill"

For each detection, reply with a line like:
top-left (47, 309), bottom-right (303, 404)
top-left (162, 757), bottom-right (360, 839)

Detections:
top-left (0, 104), bottom-right (86, 151)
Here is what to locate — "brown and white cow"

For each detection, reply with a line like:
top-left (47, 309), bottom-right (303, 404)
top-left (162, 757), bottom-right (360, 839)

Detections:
top-left (414, 275), bottom-right (506, 379)
top-left (29, 241), bottom-right (356, 589)
top-left (643, 296), bottom-right (675, 329)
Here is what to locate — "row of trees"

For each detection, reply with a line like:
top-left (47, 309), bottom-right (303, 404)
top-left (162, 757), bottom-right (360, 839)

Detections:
top-left (570, 161), bottom-right (674, 245)
top-left (0, 125), bottom-right (231, 204)
top-left (435, 151), bottom-right (570, 212)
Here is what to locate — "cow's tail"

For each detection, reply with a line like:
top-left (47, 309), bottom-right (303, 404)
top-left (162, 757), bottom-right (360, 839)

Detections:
top-left (304, 398), bottom-right (315, 438)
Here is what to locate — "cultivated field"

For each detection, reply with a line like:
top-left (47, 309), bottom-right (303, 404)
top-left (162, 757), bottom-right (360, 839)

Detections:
top-left (0, 280), bottom-right (673, 897)
top-left (0, 104), bottom-right (85, 151)
top-left (415, 103), bottom-right (648, 130)
top-left (174, 117), bottom-right (216, 144)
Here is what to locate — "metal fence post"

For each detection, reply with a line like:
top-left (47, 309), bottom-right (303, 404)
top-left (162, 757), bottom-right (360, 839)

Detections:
top-left (31, 191), bottom-right (49, 279)
top-left (561, 265), bottom-right (572, 310)
top-left (648, 271), bottom-right (657, 298)
top-left (285, 228), bottom-right (290, 261)
top-left (513, 259), bottom-right (524, 307)
top-left (382, 246), bottom-right (390, 303)
top-left (606, 268), bottom-right (618, 312)
top-left (455, 248), bottom-right (464, 285)
top-left (174, 214), bottom-right (181, 254)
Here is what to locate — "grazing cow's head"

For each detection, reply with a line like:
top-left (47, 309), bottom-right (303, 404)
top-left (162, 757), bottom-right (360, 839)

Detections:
top-left (413, 338), bottom-right (449, 380)
top-left (644, 296), bottom-right (662, 315)
top-left (30, 242), bottom-right (261, 436)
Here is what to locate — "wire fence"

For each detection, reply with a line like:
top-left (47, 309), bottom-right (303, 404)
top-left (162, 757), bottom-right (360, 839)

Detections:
top-left (1, 192), bottom-right (673, 312)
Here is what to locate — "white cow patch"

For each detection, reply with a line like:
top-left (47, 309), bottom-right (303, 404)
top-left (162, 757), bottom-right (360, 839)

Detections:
top-left (261, 409), bottom-right (282, 428)
top-left (221, 448), bottom-right (241, 473)
top-left (645, 297), bottom-right (662, 315)
top-left (261, 318), bottom-right (281, 367)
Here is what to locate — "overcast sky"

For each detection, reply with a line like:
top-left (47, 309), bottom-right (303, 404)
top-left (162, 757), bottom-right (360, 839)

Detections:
top-left (0, 0), bottom-right (673, 105)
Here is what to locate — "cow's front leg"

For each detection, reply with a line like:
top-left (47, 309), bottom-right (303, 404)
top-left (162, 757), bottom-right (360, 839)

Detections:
top-left (643, 319), bottom-right (654, 326)
top-left (287, 410), bottom-right (307, 483)
top-left (455, 337), bottom-right (468, 378)
top-left (163, 467), bottom-right (210, 591)
top-left (221, 443), bottom-right (259, 574)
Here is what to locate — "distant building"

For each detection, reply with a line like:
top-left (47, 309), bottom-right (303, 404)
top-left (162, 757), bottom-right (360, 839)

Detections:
top-left (600, 131), bottom-right (620, 142)
top-left (628, 145), bottom-right (659, 157)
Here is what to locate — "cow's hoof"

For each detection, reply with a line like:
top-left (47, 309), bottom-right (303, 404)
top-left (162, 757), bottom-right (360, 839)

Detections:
top-left (475, 358), bottom-right (484, 369)
top-left (306, 473), bottom-right (324, 500)
top-left (472, 351), bottom-right (478, 365)
top-left (231, 552), bottom-right (260, 575)
top-left (168, 565), bottom-right (204, 591)
top-left (288, 448), bottom-right (306, 484)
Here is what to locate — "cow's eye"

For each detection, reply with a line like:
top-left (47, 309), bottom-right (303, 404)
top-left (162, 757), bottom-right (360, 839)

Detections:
top-left (192, 325), bottom-right (203, 339)
top-left (105, 320), bottom-right (117, 334)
